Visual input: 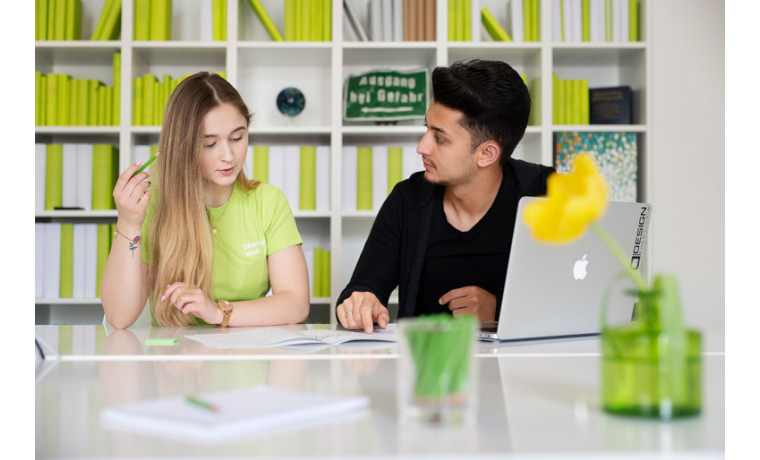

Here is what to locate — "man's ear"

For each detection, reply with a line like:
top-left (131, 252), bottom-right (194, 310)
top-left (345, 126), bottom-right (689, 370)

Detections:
top-left (476, 140), bottom-right (501, 168)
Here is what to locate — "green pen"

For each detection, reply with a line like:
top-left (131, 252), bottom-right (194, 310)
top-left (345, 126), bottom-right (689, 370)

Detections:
top-left (132, 152), bottom-right (159, 177)
top-left (186, 395), bottom-right (218, 412)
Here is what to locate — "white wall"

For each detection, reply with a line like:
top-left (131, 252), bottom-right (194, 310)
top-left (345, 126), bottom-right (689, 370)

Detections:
top-left (650, 0), bottom-right (725, 329)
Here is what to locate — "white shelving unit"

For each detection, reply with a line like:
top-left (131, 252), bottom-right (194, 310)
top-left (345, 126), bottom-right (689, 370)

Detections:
top-left (35, 0), bottom-right (651, 325)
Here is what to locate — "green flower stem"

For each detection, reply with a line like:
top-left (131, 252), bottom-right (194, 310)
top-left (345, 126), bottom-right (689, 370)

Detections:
top-left (591, 222), bottom-right (647, 292)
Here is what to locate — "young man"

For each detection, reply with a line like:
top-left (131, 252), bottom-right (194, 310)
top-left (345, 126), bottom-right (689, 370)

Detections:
top-left (337, 59), bottom-right (555, 333)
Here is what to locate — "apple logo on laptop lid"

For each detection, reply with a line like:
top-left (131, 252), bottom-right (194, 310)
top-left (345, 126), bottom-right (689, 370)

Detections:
top-left (573, 254), bottom-right (589, 280)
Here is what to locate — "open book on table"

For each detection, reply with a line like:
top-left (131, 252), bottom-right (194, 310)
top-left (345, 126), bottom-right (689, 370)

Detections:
top-left (185, 327), bottom-right (396, 350)
top-left (101, 385), bottom-right (370, 443)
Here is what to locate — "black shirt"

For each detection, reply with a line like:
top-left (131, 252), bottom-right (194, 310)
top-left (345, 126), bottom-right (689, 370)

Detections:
top-left (415, 167), bottom-right (520, 317)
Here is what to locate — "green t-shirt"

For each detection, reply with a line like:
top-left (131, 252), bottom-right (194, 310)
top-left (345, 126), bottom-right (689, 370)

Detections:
top-left (142, 182), bottom-right (302, 324)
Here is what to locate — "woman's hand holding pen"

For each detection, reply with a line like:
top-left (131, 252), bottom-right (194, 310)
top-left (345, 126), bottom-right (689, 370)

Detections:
top-left (113, 158), bottom-right (154, 233)
top-left (162, 282), bottom-right (222, 325)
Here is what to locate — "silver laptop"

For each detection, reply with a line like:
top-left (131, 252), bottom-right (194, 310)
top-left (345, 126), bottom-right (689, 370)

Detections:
top-left (478, 197), bottom-right (652, 342)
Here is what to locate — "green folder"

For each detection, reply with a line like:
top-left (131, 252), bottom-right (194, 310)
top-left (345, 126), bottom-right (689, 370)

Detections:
top-left (213, 0), bottom-right (226, 41)
top-left (313, 248), bottom-right (323, 297)
top-left (113, 53), bottom-right (121, 124)
top-left (299, 146), bottom-right (316, 211)
top-left (464, 0), bottom-right (471, 41)
top-left (606, 0), bottom-right (612, 42)
top-left (97, 85), bottom-right (106, 126)
top-left (448, 0), bottom-right (454, 41)
top-left (523, 0), bottom-right (532, 41)
top-left (284, 0), bottom-right (295, 41)
top-left (77, 79), bottom-right (89, 125)
top-left (388, 147), bottom-right (403, 194)
top-left (323, 0), bottom-right (331, 41)
top-left (582, 0), bottom-right (590, 41)
top-left (294, 0), bottom-right (302, 41)
top-left (133, 77), bottom-right (142, 125)
top-left (38, 0), bottom-right (49, 40)
top-left (92, 144), bottom-right (116, 210)
top-left (143, 74), bottom-right (157, 126)
top-left (69, 78), bottom-right (78, 126)
top-left (35, 72), bottom-right (42, 125)
top-left (357, 147), bottom-right (372, 211)
top-left (54, 0), bottom-right (66, 40)
top-left (481, 7), bottom-right (511, 42)
top-left (66, 0), bottom-right (82, 40)
top-left (532, 0), bottom-right (540, 41)
top-left (58, 75), bottom-right (70, 126)
top-left (580, 79), bottom-right (589, 124)
top-left (151, 0), bottom-right (171, 41)
top-left (45, 144), bottom-right (63, 210)
top-left (253, 146), bottom-right (269, 183)
top-left (630, 0), bottom-right (639, 41)
top-left (529, 77), bottom-right (541, 126)
top-left (134, 0), bottom-right (151, 40)
top-left (60, 224), bottom-right (74, 297)
top-left (247, 0), bottom-right (283, 41)
top-left (572, 79), bottom-right (581, 125)
top-left (47, 0), bottom-right (56, 41)
top-left (552, 74), bottom-right (559, 124)
top-left (40, 75), bottom-right (47, 125)
top-left (88, 80), bottom-right (100, 125)
top-left (96, 224), bottom-right (111, 297)
top-left (322, 250), bottom-right (330, 297)
top-left (45, 74), bottom-right (58, 126)
top-left (104, 86), bottom-right (113, 126)
top-left (303, 0), bottom-right (312, 41)
top-left (92, 0), bottom-right (109, 39)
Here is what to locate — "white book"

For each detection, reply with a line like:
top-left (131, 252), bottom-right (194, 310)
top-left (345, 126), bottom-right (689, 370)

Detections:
top-left (371, 145), bottom-right (388, 212)
top-left (572, 0), bottom-right (582, 42)
top-left (282, 145), bottom-right (301, 211)
top-left (72, 224), bottom-right (87, 298)
top-left (402, 145), bottom-right (423, 179)
top-left (369, 0), bottom-right (382, 41)
top-left (471, 0), bottom-right (481, 41)
top-left (77, 144), bottom-right (93, 210)
top-left (510, 0), bottom-right (524, 42)
top-left (618, 0), bottom-right (629, 42)
top-left (381, 0), bottom-right (393, 41)
top-left (43, 223), bottom-right (61, 299)
top-left (84, 224), bottom-right (98, 298)
top-left (344, 0), bottom-right (369, 41)
top-left (267, 146), bottom-right (286, 193)
top-left (590, 0), bottom-right (604, 42)
top-left (341, 146), bottom-right (358, 211)
top-left (315, 145), bottom-right (330, 211)
top-left (35, 144), bottom-right (46, 212)
top-left (551, 0), bottom-right (561, 41)
top-left (199, 0), bottom-right (213, 42)
top-left (561, 0), bottom-right (572, 41)
top-left (101, 385), bottom-right (370, 443)
top-left (36, 223), bottom-right (45, 298)
top-left (244, 145), bottom-right (254, 180)
top-left (392, 0), bottom-right (403, 41)
top-left (62, 144), bottom-right (79, 208)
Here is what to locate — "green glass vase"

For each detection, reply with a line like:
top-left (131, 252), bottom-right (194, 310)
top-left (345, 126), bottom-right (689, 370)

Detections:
top-left (601, 275), bottom-right (702, 420)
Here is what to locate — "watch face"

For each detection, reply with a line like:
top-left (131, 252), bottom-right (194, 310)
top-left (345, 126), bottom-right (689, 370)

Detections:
top-left (218, 300), bottom-right (232, 311)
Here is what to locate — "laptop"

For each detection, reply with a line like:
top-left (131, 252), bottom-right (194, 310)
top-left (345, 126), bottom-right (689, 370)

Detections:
top-left (478, 197), bottom-right (652, 342)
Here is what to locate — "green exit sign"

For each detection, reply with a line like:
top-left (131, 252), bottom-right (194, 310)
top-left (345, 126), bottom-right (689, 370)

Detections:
top-left (343, 69), bottom-right (430, 122)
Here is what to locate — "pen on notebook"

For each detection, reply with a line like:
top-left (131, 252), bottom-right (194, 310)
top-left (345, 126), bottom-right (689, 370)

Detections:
top-left (132, 152), bottom-right (159, 177)
top-left (186, 395), bottom-right (218, 412)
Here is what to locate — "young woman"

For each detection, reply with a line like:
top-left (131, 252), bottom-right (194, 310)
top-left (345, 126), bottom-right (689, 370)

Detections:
top-left (101, 72), bottom-right (310, 328)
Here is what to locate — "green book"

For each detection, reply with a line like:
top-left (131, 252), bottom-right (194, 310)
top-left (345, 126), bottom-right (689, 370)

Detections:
top-left (143, 74), bottom-right (157, 126)
top-left (300, 146), bottom-right (316, 211)
top-left (40, 74), bottom-right (47, 125)
top-left (284, 0), bottom-right (294, 41)
top-left (606, 0), bottom-right (612, 42)
top-left (69, 78), bottom-right (78, 126)
top-left (456, 0), bottom-right (464, 40)
top-left (97, 85), bottom-right (106, 125)
top-left (54, 0), bottom-right (67, 40)
top-left (523, 0), bottom-right (532, 41)
top-left (630, 0), bottom-right (638, 41)
top-left (387, 147), bottom-right (403, 194)
top-left (563, 79), bottom-right (572, 125)
top-left (151, 0), bottom-right (171, 41)
top-left (253, 146), bottom-right (269, 183)
top-left (92, 144), bottom-right (116, 209)
top-left (88, 80), bottom-right (101, 125)
top-left (572, 79), bottom-right (581, 124)
top-left (104, 86), bottom-right (113, 126)
top-left (45, 144), bottom-right (63, 210)
top-left (559, 0), bottom-right (565, 41)
top-left (134, 0), bottom-right (151, 40)
top-left (310, 0), bottom-right (319, 41)
top-left (37, 0), bottom-right (49, 40)
top-left (313, 248), bottom-right (323, 297)
top-left (133, 77), bottom-right (143, 125)
top-left (47, 0), bottom-right (56, 40)
top-left (532, 0), bottom-right (540, 41)
top-left (464, 0), bottom-right (471, 41)
top-left (35, 71), bottom-right (42, 125)
top-left (580, 79), bottom-right (589, 124)
top-left (552, 74), bottom-right (559, 124)
top-left (247, 0), bottom-right (283, 41)
top-left (77, 79), bottom-right (89, 125)
top-left (294, 0), bottom-right (301, 41)
top-left (60, 224), bottom-right (74, 297)
top-left (323, 0), bottom-right (331, 41)
top-left (322, 250), bottom-right (330, 297)
top-left (448, 0), bottom-right (454, 40)
top-left (357, 147), bottom-right (372, 211)
top-left (103, 0), bottom-right (122, 40)
top-left (96, 224), bottom-right (111, 297)
top-left (303, 0), bottom-right (312, 41)
top-left (92, 0), bottom-right (113, 40)
top-left (213, 0), bottom-right (224, 41)
top-left (66, 0), bottom-right (82, 40)
top-left (113, 52), bottom-right (121, 125)
top-left (481, 7), bottom-right (511, 41)
top-left (582, 0), bottom-right (590, 41)
top-left (45, 74), bottom-right (57, 126)
top-left (58, 75), bottom-right (70, 125)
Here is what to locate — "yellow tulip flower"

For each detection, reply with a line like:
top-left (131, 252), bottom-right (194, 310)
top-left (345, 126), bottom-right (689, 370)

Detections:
top-left (523, 154), bottom-right (608, 244)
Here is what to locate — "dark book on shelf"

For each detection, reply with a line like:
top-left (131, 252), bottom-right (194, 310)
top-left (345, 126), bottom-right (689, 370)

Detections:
top-left (589, 86), bottom-right (633, 124)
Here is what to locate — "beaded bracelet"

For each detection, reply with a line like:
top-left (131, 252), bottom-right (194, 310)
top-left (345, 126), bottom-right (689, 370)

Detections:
top-left (114, 227), bottom-right (141, 258)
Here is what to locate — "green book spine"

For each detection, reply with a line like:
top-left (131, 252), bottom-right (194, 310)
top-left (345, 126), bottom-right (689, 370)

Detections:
top-left (221, 0), bottom-right (228, 41)
top-left (74, 0), bottom-right (83, 39)
top-left (69, 78), bottom-right (79, 126)
top-left (582, 0), bottom-right (590, 41)
top-left (165, 0), bottom-right (173, 40)
top-left (248, 0), bottom-right (283, 41)
top-left (284, 0), bottom-right (294, 41)
top-left (630, 0), bottom-right (638, 41)
top-left (134, 0), bottom-right (151, 40)
top-left (448, 0), bottom-right (454, 40)
top-left (303, 0), bottom-right (312, 41)
top-left (60, 224), bottom-right (74, 297)
top-left (299, 146), bottom-right (316, 211)
top-left (45, 144), bottom-right (63, 210)
top-left (481, 7), bottom-right (511, 41)
top-left (456, 0), bottom-right (464, 41)
top-left (104, 86), bottom-right (113, 126)
top-left (313, 248), bottom-right (323, 297)
top-left (77, 79), bottom-right (89, 125)
top-left (580, 79), bottom-right (589, 124)
top-left (552, 74), bottom-right (558, 124)
top-left (533, 0), bottom-right (540, 41)
top-left (559, 0), bottom-right (565, 41)
top-left (563, 79), bottom-right (572, 125)
top-left (143, 74), bottom-right (156, 126)
top-left (35, 71), bottom-right (42, 125)
top-left (113, 52), bottom-right (121, 125)
top-left (47, 0), bottom-right (56, 40)
top-left (65, 0), bottom-right (75, 40)
top-left (45, 74), bottom-right (57, 126)
top-left (387, 147), bottom-right (403, 193)
top-left (357, 147), bottom-right (373, 211)
top-left (464, 0), bottom-right (471, 41)
top-left (253, 146), bottom-right (269, 183)
top-left (573, 79), bottom-right (581, 124)
top-left (96, 224), bottom-right (111, 297)
top-left (311, 0), bottom-right (320, 41)
top-left (523, 0), bottom-right (532, 41)
top-left (97, 85), bottom-right (106, 126)
top-left (323, 0), bottom-right (331, 41)
top-left (38, 0), bottom-right (48, 40)
top-left (58, 75), bottom-right (70, 126)
top-left (322, 250), bottom-right (330, 297)
top-left (54, 0), bottom-right (67, 40)
top-left (92, 0), bottom-right (113, 40)
top-left (212, 0), bottom-right (223, 40)
top-left (151, 0), bottom-right (170, 40)
top-left (606, 0), bottom-right (612, 42)
top-left (133, 77), bottom-right (143, 125)
top-left (88, 80), bottom-right (100, 125)
top-left (92, 144), bottom-right (116, 209)
top-left (41, 74), bottom-right (47, 125)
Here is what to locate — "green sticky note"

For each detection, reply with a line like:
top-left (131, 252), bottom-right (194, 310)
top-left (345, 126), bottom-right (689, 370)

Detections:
top-left (145, 338), bottom-right (180, 346)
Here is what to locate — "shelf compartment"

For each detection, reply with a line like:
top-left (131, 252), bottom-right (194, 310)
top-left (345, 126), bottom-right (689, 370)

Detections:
top-left (132, 47), bottom-right (227, 78)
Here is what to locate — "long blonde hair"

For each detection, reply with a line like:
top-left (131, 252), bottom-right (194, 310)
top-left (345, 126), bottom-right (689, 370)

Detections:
top-left (149, 72), bottom-right (258, 326)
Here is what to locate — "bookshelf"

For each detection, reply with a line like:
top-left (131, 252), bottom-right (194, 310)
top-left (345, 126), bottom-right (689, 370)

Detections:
top-left (35, 0), bottom-right (651, 325)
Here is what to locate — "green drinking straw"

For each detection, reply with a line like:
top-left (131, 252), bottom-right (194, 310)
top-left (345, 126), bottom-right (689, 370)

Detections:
top-left (186, 395), bottom-right (218, 412)
top-left (132, 153), bottom-right (158, 177)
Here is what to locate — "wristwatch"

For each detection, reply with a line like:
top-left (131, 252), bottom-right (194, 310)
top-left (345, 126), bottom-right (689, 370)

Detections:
top-left (216, 300), bottom-right (233, 328)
